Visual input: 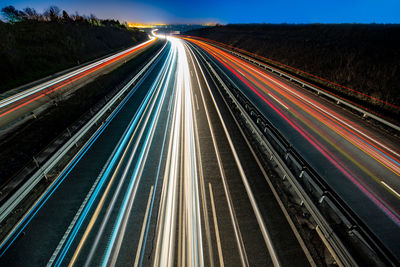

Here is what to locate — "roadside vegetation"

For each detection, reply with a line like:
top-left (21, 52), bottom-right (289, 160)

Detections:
top-left (187, 24), bottom-right (400, 119)
top-left (0, 5), bottom-right (148, 92)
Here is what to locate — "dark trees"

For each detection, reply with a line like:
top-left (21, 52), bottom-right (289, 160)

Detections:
top-left (0, 5), bottom-right (148, 92)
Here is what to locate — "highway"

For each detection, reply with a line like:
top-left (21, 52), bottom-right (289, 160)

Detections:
top-left (0, 37), bottom-right (312, 266)
top-left (185, 37), bottom-right (400, 261)
top-left (0, 37), bottom-right (156, 129)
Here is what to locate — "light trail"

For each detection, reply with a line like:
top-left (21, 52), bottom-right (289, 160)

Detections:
top-left (189, 39), bottom-right (400, 176)
top-left (186, 44), bottom-right (249, 267)
top-left (152, 38), bottom-right (182, 267)
top-left (185, 38), bottom-right (400, 225)
top-left (0, 32), bottom-right (320, 267)
top-left (189, 45), bottom-right (281, 267)
top-left (184, 36), bottom-right (400, 111)
top-left (153, 37), bottom-right (204, 267)
top-left (51, 43), bottom-right (175, 267)
top-left (0, 42), bottom-right (167, 258)
top-left (100, 39), bottom-right (175, 267)
top-left (0, 37), bottom-right (156, 120)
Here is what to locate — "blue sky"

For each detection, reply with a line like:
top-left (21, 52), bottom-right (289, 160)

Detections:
top-left (2, 0), bottom-right (400, 23)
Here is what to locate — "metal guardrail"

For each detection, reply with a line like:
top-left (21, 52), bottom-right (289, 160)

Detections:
top-left (190, 42), bottom-right (398, 266)
top-left (199, 39), bottom-right (400, 133)
top-left (0, 42), bottom-right (166, 224)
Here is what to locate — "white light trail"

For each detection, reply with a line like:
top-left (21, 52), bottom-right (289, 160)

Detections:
top-left (153, 37), bottom-right (204, 267)
top-left (0, 38), bottom-right (155, 110)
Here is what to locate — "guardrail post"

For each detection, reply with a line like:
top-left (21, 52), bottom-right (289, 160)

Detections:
top-left (299, 166), bottom-right (307, 178)
top-left (319, 194), bottom-right (326, 204)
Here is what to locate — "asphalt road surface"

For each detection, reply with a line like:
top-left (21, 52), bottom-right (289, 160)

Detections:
top-left (0, 37), bottom-right (311, 266)
top-left (185, 37), bottom-right (400, 261)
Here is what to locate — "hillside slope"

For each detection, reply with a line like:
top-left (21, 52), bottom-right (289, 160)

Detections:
top-left (0, 20), bottom-right (148, 92)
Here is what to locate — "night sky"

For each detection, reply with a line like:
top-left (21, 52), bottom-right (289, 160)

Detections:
top-left (3, 0), bottom-right (400, 24)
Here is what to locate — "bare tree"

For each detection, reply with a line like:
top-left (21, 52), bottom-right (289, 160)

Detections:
top-left (44, 6), bottom-right (61, 21)
top-left (62, 10), bottom-right (72, 22)
top-left (89, 13), bottom-right (99, 26)
top-left (1, 5), bottom-right (23, 23)
top-left (23, 7), bottom-right (40, 20)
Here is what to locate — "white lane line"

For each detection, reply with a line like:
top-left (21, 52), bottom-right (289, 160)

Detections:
top-left (188, 52), bottom-right (214, 266)
top-left (191, 48), bottom-right (281, 267)
top-left (103, 45), bottom-right (175, 267)
top-left (134, 186), bottom-right (154, 267)
top-left (268, 93), bottom-right (289, 110)
top-left (47, 66), bottom-right (164, 265)
top-left (195, 94), bottom-right (200, 111)
top-left (47, 136), bottom-right (121, 266)
top-left (153, 40), bottom-right (181, 267)
top-left (208, 183), bottom-right (225, 267)
top-left (221, 86), bottom-right (317, 266)
top-left (65, 47), bottom-right (174, 267)
top-left (181, 38), bottom-right (204, 267)
top-left (381, 181), bottom-right (400, 198)
top-left (187, 46), bottom-right (249, 267)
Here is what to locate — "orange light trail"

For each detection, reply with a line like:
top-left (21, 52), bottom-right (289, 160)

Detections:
top-left (187, 38), bottom-right (400, 177)
top-left (184, 35), bottom-right (400, 111)
top-left (0, 39), bottom-right (156, 119)
top-left (184, 37), bottom-right (400, 225)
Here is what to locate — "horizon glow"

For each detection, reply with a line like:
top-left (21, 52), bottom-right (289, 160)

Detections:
top-left (2, 0), bottom-right (400, 24)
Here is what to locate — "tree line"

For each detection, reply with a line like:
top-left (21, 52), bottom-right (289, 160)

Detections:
top-left (1, 5), bottom-right (126, 28)
top-left (0, 5), bottom-right (148, 92)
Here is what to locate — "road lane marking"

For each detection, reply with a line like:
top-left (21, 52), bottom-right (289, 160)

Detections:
top-left (59, 70), bottom-right (162, 266)
top-left (181, 38), bottom-right (204, 267)
top-left (102, 45), bottom-right (175, 267)
top-left (153, 39), bottom-right (182, 267)
top-left (187, 46), bottom-right (215, 267)
top-left (381, 181), bottom-right (400, 198)
top-left (134, 186), bottom-right (154, 267)
top-left (47, 131), bottom-right (124, 266)
top-left (66, 46), bottom-right (175, 267)
top-left (220, 48), bottom-right (400, 176)
top-left (187, 45), bottom-right (249, 267)
top-left (190, 46), bottom-right (281, 267)
top-left (195, 94), bottom-right (200, 111)
top-left (267, 93), bottom-right (289, 110)
top-left (221, 89), bottom-right (317, 266)
top-left (137, 82), bottom-right (176, 266)
top-left (208, 183), bottom-right (225, 267)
